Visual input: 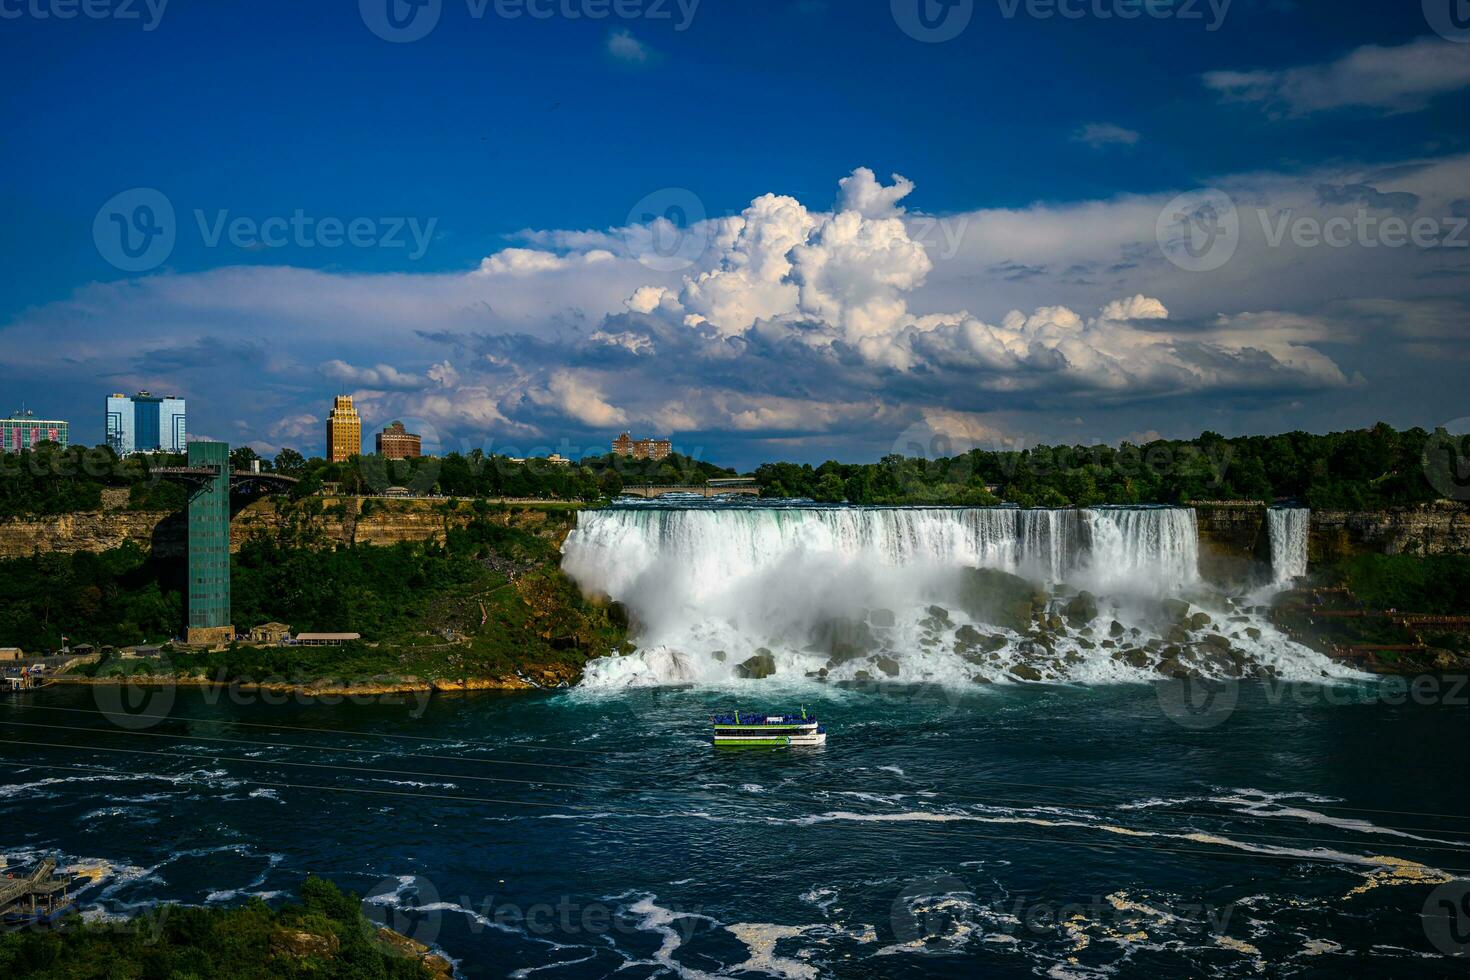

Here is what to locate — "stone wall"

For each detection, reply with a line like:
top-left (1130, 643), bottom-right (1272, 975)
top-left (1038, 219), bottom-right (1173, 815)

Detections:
top-left (0, 498), bottom-right (574, 559)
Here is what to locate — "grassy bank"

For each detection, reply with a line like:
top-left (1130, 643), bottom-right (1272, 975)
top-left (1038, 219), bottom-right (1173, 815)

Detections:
top-left (0, 877), bottom-right (447, 979)
top-left (1327, 554), bottom-right (1470, 615)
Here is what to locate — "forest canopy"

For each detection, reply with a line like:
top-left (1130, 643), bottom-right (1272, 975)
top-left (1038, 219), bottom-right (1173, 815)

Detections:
top-left (0, 423), bottom-right (1457, 513)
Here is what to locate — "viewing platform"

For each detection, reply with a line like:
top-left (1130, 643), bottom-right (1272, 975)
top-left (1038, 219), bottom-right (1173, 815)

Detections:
top-left (620, 479), bottom-right (759, 499)
top-left (149, 466), bottom-right (299, 492)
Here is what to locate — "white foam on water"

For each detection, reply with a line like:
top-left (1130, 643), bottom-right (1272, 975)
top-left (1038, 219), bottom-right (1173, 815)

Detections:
top-left (607, 892), bottom-right (723, 980)
top-left (724, 923), bottom-right (821, 980)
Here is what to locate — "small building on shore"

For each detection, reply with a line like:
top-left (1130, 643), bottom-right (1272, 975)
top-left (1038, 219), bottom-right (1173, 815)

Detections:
top-left (295, 632), bottom-right (361, 646)
top-left (0, 648), bottom-right (22, 662)
top-left (248, 622), bottom-right (292, 645)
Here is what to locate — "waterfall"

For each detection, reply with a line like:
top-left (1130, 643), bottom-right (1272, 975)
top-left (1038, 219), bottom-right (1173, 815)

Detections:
top-left (1267, 507), bottom-right (1310, 585)
top-left (561, 504), bottom-right (1338, 689)
top-left (562, 506), bottom-right (1199, 601)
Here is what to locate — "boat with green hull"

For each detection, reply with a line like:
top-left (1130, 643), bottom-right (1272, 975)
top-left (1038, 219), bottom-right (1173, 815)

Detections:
top-left (711, 709), bottom-right (825, 748)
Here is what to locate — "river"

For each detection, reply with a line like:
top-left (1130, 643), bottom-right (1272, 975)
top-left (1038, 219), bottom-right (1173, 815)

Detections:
top-left (1, 503), bottom-right (1467, 976)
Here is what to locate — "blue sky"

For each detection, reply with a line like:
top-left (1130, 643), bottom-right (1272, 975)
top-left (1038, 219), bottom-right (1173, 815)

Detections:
top-left (2, 1), bottom-right (1468, 467)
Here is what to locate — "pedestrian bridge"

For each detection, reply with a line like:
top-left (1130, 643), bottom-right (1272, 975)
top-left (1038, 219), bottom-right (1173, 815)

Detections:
top-left (620, 482), bottom-right (760, 499)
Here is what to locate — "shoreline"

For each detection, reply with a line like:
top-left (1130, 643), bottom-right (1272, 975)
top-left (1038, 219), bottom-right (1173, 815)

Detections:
top-left (47, 671), bottom-right (576, 697)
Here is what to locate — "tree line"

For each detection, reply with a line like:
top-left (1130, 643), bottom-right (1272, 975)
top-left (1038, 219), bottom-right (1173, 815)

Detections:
top-left (754, 423), bottom-right (1455, 508)
top-left (0, 422), bottom-right (1460, 515)
top-left (0, 441), bottom-right (732, 517)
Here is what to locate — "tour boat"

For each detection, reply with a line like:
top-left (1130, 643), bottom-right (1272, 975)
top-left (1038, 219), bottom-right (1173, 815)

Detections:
top-left (711, 709), bottom-right (826, 748)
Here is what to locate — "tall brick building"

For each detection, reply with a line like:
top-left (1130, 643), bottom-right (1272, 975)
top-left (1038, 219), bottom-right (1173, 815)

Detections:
top-left (612, 432), bottom-right (671, 460)
top-left (376, 420), bottom-right (422, 459)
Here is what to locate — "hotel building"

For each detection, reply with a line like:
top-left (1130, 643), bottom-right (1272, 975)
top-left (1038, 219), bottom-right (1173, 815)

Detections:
top-left (106, 391), bottom-right (186, 455)
top-left (376, 420), bottom-right (422, 459)
top-left (326, 395), bottom-right (362, 462)
top-left (2, 411), bottom-right (69, 452)
top-left (611, 432), bottom-right (672, 461)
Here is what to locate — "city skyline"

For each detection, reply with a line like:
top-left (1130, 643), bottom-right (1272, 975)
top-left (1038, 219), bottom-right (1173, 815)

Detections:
top-left (1, 5), bottom-right (1467, 470)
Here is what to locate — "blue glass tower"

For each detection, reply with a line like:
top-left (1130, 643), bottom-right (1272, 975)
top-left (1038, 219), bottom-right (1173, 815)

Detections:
top-left (106, 391), bottom-right (186, 455)
top-left (185, 440), bottom-right (234, 646)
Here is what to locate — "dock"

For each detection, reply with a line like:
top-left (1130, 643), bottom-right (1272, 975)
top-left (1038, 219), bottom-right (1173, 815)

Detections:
top-left (0, 858), bottom-right (75, 924)
top-left (2, 666), bottom-right (51, 693)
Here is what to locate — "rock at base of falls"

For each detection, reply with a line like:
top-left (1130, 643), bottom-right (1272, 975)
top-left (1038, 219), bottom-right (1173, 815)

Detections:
top-left (1063, 591), bottom-right (1098, 626)
top-left (952, 567), bottom-right (1045, 633)
top-left (736, 650), bottom-right (777, 679)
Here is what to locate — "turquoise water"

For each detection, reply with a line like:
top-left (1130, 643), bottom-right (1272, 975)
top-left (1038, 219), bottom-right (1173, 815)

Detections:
top-left (2, 680), bottom-right (1468, 977)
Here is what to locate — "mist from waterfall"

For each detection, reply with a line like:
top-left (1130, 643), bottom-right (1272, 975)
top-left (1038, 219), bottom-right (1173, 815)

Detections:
top-left (1266, 507), bottom-right (1311, 585)
top-left (562, 504), bottom-right (1342, 689)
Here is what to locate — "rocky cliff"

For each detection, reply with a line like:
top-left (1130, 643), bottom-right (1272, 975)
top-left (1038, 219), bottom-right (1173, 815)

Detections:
top-left (1308, 501), bottom-right (1470, 560)
top-left (1192, 501), bottom-right (1470, 583)
top-left (4, 499), bottom-right (1466, 566)
top-left (0, 498), bottom-right (577, 559)
top-left (0, 508), bottom-right (183, 559)
top-left (1192, 504), bottom-right (1269, 583)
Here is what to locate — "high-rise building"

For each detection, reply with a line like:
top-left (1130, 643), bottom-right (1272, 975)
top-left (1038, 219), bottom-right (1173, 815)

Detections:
top-left (375, 420), bottom-right (421, 459)
top-left (326, 395), bottom-right (362, 462)
top-left (2, 411), bottom-right (69, 452)
top-left (185, 440), bottom-right (233, 647)
top-left (612, 432), bottom-right (672, 461)
top-left (106, 391), bottom-right (186, 455)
